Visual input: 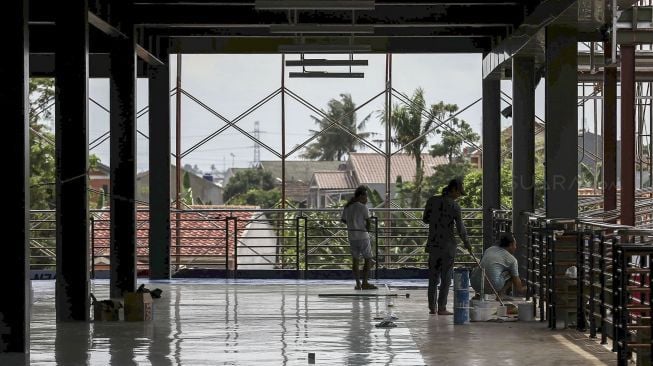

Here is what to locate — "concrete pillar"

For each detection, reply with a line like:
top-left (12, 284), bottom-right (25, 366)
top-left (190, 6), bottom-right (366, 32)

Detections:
top-left (110, 1), bottom-right (137, 298)
top-left (545, 24), bottom-right (578, 218)
top-left (0, 0), bottom-right (30, 353)
top-left (603, 41), bottom-right (618, 214)
top-left (482, 78), bottom-right (501, 249)
top-left (148, 37), bottom-right (171, 280)
top-left (620, 44), bottom-right (636, 226)
top-left (512, 56), bottom-right (535, 271)
top-left (55, 0), bottom-right (90, 321)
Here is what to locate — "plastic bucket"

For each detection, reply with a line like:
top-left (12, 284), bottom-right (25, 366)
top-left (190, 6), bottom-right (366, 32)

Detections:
top-left (453, 268), bottom-right (470, 325)
top-left (518, 302), bottom-right (535, 321)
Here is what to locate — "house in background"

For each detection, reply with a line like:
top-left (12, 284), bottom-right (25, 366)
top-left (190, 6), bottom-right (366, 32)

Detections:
top-left (308, 153), bottom-right (448, 207)
top-left (224, 160), bottom-right (342, 206)
top-left (308, 170), bottom-right (357, 208)
top-left (89, 162), bottom-right (110, 196)
top-left (136, 165), bottom-right (224, 205)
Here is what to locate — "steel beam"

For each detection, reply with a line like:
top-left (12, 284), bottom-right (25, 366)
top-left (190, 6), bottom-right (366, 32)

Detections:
top-left (620, 44), bottom-right (635, 226)
top-left (603, 41), bottom-right (618, 214)
top-left (110, 1), bottom-right (137, 298)
top-left (482, 0), bottom-right (576, 79)
top-left (545, 23), bottom-right (578, 218)
top-left (512, 56), bottom-right (535, 272)
top-left (55, 0), bottom-right (90, 321)
top-left (148, 37), bottom-right (171, 280)
top-left (0, 0), bottom-right (30, 353)
top-left (482, 78), bottom-right (501, 250)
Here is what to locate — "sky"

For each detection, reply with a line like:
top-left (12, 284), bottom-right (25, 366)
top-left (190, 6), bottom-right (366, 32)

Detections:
top-left (84, 53), bottom-right (551, 173)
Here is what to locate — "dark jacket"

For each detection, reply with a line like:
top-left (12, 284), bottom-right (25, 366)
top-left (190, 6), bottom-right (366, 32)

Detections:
top-left (422, 194), bottom-right (469, 256)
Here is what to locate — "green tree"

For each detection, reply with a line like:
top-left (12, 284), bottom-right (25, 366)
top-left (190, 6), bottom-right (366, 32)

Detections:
top-left (301, 93), bottom-right (372, 161)
top-left (382, 88), bottom-right (437, 207)
top-left (224, 168), bottom-right (276, 202)
top-left (429, 103), bottom-right (480, 164)
top-left (228, 188), bottom-right (281, 208)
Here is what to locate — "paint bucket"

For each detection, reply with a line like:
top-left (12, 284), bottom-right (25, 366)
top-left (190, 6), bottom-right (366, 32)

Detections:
top-left (453, 267), bottom-right (470, 325)
top-left (497, 305), bottom-right (507, 317)
top-left (518, 302), bottom-right (535, 321)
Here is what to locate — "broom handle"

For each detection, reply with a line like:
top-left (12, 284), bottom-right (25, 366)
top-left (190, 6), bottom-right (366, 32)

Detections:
top-left (469, 250), bottom-right (504, 306)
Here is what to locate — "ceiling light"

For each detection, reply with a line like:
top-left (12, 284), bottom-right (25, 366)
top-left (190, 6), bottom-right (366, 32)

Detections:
top-left (285, 59), bottom-right (369, 66)
top-left (256, 0), bottom-right (375, 10)
top-left (270, 24), bottom-right (374, 34)
top-left (278, 44), bottom-right (372, 53)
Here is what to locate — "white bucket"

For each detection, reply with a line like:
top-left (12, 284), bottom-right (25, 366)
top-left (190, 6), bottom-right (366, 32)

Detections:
top-left (470, 307), bottom-right (494, 321)
top-left (496, 305), bottom-right (507, 317)
top-left (518, 302), bottom-right (535, 321)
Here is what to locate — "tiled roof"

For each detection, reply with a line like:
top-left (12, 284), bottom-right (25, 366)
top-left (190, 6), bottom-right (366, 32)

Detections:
top-left (91, 208), bottom-right (254, 259)
top-left (311, 171), bottom-right (357, 190)
top-left (348, 153), bottom-right (448, 184)
top-left (284, 181), bottom-right (310, 202)
top-left (259, 160), bottom-right (343, 182)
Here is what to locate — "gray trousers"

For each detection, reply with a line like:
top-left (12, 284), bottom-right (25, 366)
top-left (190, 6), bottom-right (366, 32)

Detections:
top-left (427, 247), bottom-right (455, 311)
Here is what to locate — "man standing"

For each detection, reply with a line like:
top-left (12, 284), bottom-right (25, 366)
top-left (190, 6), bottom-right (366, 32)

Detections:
top-left (422, 178), bottom-right (471, 315)
top-left (341, 186), bottom-right (377, 290)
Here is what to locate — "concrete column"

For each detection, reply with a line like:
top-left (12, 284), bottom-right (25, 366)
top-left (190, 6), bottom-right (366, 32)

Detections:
top-left (55, 0), bottom-right (90, 321)
top-left (110, 1), bottom-right (137, 298)
top-left (0, 0), bottom-right (30, 353)
top-left (482, 78), bottom-right (501, 249)
top-left (512, 56), bottom-right (535, 271)
top-left (603, 41), bottom-right (618, 214)
top-left (545, 24), bottom-right (578, 218)
top-left (620, 44), bottom-right (636, 226)
top-left (148, 37), bottom-right (171, 280)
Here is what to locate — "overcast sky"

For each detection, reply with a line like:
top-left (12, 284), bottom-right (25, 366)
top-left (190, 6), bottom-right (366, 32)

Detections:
top-left (86, 54), bottom-right (551, 173)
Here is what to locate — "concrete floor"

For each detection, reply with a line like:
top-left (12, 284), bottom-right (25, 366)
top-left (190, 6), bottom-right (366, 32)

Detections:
top-left (0, 279), bottom-right (616, 365)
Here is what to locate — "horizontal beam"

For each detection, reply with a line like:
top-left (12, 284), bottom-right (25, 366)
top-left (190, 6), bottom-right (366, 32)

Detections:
top-left (285, 59), bottom-right (369, 66)
top-left (269, 24), bottom-right (375, 34)
top-left (288, 71), bottom-right (365, 78)
top-left (30, 53), bottom-right (149, 78)
top-left (172, 36), bottom-right (490, 52)
top-left (133, 4), bottom-right (522, 27)
top-left (255, 0), bottom-right (376, 10)
top-left (144, 25), bottom-right (508, 38)
top-left (133, 0), bottom-right (521, 5)
top-left (482, 0), bottom-right (576, 79)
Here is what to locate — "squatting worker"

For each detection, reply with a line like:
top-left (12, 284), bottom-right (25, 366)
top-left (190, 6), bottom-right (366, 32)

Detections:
top-left (471, 232), bottom-right (525, 300)
top-left (341, 185), bottom-right (377, 290)
top-left (422, 178), bottom-right (472, 315)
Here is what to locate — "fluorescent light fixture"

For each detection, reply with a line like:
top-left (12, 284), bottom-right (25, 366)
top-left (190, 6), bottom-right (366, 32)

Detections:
top-left (256, 0), bottom-right (375, 10)
top-left (289, 71), bottom-right (364, 78)
top-left (278, 44), bottom-right (372, 53)
top-left (286, 59), bottom-right (369, 66)
top-left (270, 24), bottom-right (374, 34)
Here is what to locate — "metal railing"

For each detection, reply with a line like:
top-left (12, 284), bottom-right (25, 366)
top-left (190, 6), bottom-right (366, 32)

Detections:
top-left (28, 207), bottom-right (484, 276)
top-left (524, 214), bottom-right (652, 365)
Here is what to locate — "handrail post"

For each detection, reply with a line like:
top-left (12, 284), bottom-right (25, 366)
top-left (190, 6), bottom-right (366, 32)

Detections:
top-left (295, 213), bottom-right (301, 279)
top-left (234, 216), bottom-right (239, 278)
top-left (225, 216), bottom-right (230, 274)
top-left (599, 233), bottom-right (607, 345)
top-left (91, 216), bottom-right (95, 280)
top-left (304, 216), bottom-right (309, 278)
top-left (373, 216), bottom-right (379, 280)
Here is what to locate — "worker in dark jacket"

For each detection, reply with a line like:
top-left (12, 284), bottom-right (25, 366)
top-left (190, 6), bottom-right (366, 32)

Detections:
top-left (422, 178), bottom-right (472, 315)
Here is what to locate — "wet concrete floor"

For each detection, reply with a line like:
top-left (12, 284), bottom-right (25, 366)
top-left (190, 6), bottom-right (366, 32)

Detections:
top-left (0, 279), bottom-right (615, 365)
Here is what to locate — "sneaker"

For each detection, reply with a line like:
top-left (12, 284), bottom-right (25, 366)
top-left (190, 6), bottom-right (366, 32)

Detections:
top-left (361, 283), bottom-right (378, 290)
top-left (429, 308), bottom-right (436, 315)
top-left (438, 309), bottom-right (453, 315)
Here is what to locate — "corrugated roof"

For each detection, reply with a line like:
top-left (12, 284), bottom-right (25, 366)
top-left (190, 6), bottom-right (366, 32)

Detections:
top-left (349, 153), bottom-right (448, 184)
top-left (312, 171), bottom-right (357, 190)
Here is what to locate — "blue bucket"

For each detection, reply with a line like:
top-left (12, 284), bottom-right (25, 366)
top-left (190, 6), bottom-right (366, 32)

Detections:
top-left (453, 267), bottom-right (470, 325)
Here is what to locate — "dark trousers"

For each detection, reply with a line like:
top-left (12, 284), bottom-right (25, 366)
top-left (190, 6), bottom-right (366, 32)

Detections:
top-left (427, 248), bottom-right (454, 311)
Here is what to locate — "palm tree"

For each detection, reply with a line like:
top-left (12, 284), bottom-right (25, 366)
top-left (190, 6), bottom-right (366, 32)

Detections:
top-left (382, 88), bottom-right (436, 207)
top-left (301, 93), bottom-right (372, 161)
